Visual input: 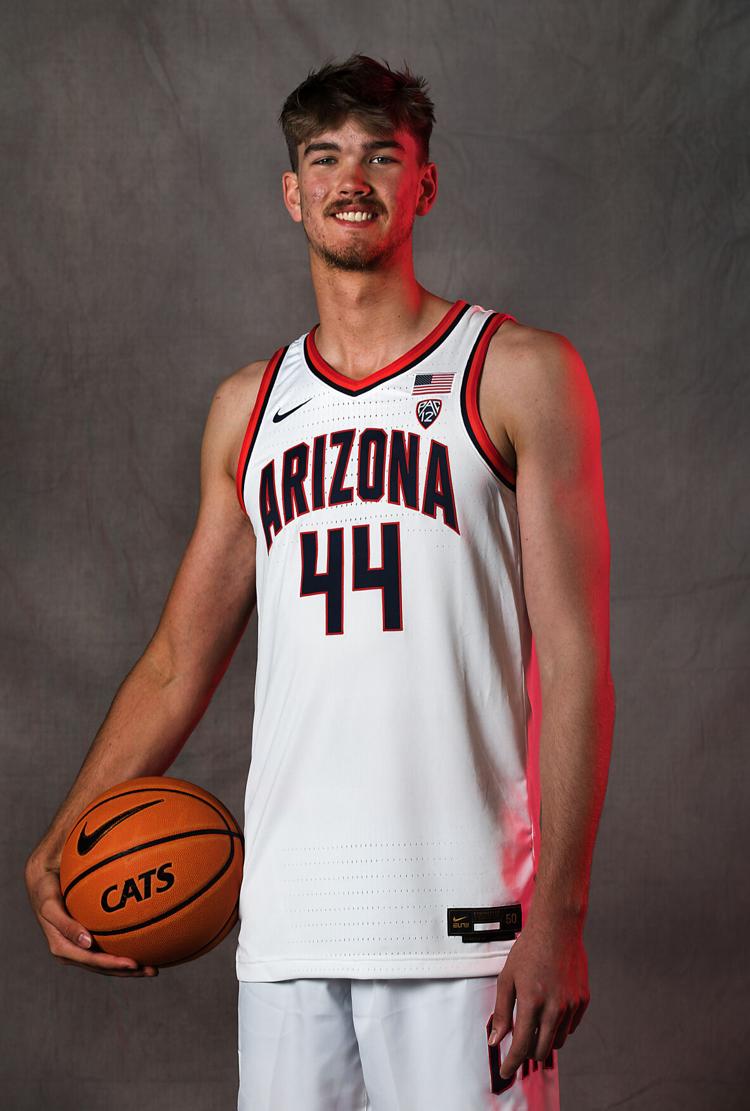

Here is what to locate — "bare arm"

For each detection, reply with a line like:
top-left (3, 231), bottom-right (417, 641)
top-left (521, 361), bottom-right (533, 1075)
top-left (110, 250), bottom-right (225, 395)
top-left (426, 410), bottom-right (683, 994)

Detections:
top-left (510, 331), bottom-right (615, 922)
top-left (24, 359), bottom-right (266, 975)
top-left (485, 326), bottom-right (615, 1070)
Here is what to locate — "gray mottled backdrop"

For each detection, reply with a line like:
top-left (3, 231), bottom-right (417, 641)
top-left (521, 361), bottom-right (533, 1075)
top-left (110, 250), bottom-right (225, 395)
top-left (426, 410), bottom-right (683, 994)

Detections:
top-left (2, 2), bottom-right (748, 1108)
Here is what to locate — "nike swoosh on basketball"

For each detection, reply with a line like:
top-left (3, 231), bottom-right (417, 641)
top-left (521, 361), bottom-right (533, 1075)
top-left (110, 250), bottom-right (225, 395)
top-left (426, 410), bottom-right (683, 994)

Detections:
top-left (76, 799), bottom-right (164, 855)
top-left (272, 398), bottom-right (312, 422)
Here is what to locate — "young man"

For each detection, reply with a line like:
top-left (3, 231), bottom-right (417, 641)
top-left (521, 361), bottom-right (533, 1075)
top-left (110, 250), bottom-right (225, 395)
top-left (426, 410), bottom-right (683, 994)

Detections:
top-left (26, 54), bottom-right (615, 1109)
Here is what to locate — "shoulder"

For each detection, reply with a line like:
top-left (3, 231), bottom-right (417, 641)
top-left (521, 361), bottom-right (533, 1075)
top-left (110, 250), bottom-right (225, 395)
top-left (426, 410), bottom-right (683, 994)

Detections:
top-left (485, 317), bottom-right (586, 393)
top-left (215, 357), bottom-right (270, 404)
top-left (483, 317), bottom-right (597, 454)
top-left (205, 358), bottom-right (272, 479)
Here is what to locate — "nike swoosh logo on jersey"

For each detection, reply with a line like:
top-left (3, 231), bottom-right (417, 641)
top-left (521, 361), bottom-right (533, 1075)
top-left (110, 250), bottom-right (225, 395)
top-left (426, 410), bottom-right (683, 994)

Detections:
top-left (272, 398), bottom-right (312, 422)
top-left (76, 799), bottom-right (164, 855)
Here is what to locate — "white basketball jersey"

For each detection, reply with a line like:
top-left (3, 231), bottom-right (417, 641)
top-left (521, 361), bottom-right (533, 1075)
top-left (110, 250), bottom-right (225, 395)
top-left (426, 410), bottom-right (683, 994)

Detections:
top-left (234, 298), bottom-right (543, 981)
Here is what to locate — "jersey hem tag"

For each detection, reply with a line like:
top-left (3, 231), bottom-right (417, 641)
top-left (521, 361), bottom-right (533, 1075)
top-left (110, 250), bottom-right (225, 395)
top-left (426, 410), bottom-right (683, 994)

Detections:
top-left (447, 903), bottom-right (522, 942)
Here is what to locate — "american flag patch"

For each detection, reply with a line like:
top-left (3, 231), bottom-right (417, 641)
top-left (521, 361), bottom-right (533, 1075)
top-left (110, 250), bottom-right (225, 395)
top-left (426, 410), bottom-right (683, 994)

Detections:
top-left (412, 372), bottom-right (455, 395)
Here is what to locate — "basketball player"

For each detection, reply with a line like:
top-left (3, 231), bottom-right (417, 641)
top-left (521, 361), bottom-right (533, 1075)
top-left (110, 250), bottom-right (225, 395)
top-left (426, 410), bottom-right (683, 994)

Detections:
top-left (25, 55), bottom-right (615, 1109)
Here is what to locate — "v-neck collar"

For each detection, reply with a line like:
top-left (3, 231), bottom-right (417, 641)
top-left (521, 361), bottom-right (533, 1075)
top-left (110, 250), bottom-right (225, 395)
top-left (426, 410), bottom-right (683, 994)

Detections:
top-left (303, 298), bottom-right (471, 395)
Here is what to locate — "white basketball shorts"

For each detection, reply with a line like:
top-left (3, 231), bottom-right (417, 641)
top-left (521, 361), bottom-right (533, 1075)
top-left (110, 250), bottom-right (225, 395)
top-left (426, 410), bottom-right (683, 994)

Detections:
top-left (237, 973), bottom-right (560, 1109)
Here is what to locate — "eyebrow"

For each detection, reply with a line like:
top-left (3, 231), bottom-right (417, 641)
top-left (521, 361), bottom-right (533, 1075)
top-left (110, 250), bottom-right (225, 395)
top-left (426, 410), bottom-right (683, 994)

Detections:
top-left (302, 138), bottom-right (406, 160)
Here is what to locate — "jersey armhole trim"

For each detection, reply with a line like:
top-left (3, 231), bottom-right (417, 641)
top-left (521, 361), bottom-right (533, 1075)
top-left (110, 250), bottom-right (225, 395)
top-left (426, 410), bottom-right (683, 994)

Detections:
top-left (235, 345), bottom-right (288, 514)
top-left (460, 312), bottom-right (517, 492)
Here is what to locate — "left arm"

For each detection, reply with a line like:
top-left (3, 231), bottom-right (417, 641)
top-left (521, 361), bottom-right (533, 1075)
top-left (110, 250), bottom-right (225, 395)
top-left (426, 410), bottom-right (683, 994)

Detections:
top-left (485, 328), bottom-right (616, 1075)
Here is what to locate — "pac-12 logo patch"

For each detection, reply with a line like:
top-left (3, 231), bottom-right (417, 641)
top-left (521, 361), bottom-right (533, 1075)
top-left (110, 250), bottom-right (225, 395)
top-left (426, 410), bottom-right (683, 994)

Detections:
top-left (416, 398), bottom-right (442, 428)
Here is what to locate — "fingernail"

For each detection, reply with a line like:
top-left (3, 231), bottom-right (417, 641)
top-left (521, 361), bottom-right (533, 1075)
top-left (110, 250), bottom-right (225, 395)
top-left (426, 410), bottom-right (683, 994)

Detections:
top-left (78, 932), bottom-right (92, 948)
top-left (488, 1030), bottom-right (499, 1045)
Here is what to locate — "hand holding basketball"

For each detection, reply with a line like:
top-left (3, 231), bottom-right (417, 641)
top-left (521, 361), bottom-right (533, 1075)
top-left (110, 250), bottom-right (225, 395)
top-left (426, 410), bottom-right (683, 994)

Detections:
top-left (24, 855), bottom-right (159, 976)
top-left (57, 776), bottom-right (244, 969)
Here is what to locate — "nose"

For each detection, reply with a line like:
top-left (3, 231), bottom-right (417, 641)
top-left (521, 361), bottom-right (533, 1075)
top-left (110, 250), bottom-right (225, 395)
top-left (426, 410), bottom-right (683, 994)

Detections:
top-left (336, 162), bottom-right (373, 198)
top-left (338, 184), bottom-right (372, 203)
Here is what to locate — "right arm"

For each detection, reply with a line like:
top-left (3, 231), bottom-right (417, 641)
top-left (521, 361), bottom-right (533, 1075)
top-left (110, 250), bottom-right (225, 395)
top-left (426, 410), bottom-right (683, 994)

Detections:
top-left (24, 359), bottom-right (267, 976)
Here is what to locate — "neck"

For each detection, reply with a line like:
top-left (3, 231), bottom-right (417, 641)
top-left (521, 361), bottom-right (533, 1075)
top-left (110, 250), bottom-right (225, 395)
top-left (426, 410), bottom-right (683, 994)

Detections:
top-left (310, 274), bottom-right (450, 381)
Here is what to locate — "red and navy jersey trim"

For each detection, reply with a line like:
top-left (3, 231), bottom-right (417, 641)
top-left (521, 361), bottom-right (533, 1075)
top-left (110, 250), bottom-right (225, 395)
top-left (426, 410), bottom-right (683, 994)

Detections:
top-left (235, 346), bottom-right (288, 514)
top-left (460, 312), bottom-right (517, 492)
top-left (303, 298), bottom-right (471, 395)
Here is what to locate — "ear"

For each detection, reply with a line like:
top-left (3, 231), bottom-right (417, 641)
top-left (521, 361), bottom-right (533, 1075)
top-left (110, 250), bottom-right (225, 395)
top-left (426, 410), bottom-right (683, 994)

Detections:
top-left (281, 170), bottom-right (303, 223)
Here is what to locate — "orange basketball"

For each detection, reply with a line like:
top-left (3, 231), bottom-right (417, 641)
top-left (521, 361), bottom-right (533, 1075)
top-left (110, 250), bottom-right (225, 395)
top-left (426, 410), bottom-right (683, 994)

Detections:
top-left (59, 775), bottom-right (244, 968)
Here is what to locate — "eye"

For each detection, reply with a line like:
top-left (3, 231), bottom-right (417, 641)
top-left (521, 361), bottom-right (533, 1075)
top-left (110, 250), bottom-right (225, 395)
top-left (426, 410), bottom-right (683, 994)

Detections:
top-left (312, 156), bottom-right (395, 165)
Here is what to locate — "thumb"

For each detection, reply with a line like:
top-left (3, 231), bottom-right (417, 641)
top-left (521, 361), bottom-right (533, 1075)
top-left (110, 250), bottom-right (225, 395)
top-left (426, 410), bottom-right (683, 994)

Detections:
top-left (38, 871), bottom-right (93, 948)
top-left (58, 898), bottom-right (93, 949)
top-left (73, 925), bottom-right (93, 948)
top-left (488, 968), bottom-right (515, 1045)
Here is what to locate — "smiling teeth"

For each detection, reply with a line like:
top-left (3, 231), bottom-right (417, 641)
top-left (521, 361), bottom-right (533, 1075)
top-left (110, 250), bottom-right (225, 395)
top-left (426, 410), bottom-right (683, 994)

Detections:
top-left (334, 212), bottom-right (375, 222)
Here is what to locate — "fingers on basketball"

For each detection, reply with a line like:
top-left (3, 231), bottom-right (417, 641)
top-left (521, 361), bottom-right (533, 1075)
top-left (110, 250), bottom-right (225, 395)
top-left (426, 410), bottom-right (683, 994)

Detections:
top-left (39, 891), bottom-right (156, 976)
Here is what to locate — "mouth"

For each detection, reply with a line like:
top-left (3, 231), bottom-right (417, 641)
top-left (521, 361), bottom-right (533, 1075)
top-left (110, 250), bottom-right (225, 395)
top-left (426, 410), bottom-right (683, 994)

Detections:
top-left (329, 210), bottom-right (380, 227)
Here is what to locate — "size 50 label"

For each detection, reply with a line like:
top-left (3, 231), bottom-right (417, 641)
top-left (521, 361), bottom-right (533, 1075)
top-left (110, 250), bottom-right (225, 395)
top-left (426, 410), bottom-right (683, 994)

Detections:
top-left (447, 903), bottom-right (522, 942)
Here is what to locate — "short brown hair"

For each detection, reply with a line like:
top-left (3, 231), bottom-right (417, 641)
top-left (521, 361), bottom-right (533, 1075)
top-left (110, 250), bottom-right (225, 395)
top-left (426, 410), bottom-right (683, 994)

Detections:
top-left (278, 53), bottom-right (436, 175)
